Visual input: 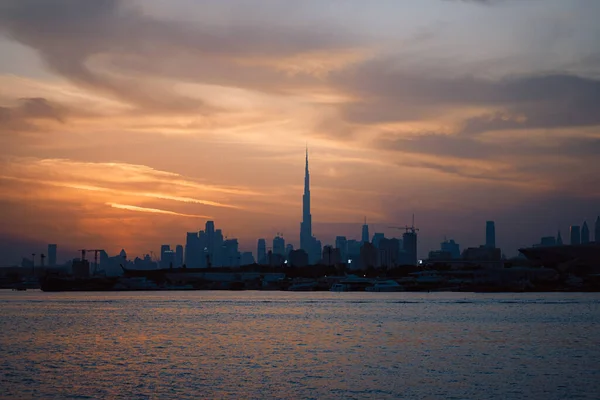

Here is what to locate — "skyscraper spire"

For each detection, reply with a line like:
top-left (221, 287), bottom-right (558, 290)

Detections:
top-left (300, 146), bottom-right (312, 255)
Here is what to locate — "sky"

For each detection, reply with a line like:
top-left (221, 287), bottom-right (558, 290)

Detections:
top-left (0, 0), bottom-right (599, 264)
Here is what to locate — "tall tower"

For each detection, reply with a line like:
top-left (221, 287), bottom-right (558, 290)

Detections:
top-left (581, 221), bottom-right (590, 244)
top-left (485, 221), bottom-right (496, 248)
top-left (361, 217), bottom-right (369, 244)
top-left (300, 147), bottom-right (312, 252)
top-left (570, 225), bottom-right (581, 245)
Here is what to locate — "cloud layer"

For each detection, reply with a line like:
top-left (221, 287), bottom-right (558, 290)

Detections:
top-left (0, 0), bottom-right (599, 263)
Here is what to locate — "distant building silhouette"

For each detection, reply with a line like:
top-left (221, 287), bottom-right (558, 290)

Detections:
top-left (160, 244), bottom-right (171, 268)
top-left (371, 232), bottom-right (384, 248)
top-left (257, 238), bottom-right (267, 264)
top-left (379, 237), bottom-right (401, 268)
top-left (402, 230), bottom-right (418, 265)
top-left (322, 245), bottom-right (341, 266)
top-left (361, 218), bottom-right (369, 245)
top-left (596, 217), bottom-right (600, 243)
top-left (223, 238), bottom-right (239, 267)
top-left (556, 230), bottom-right (563, 245)
top-left (335, 236), bottom-right (348, 264)
top-left (241, 252), bottom-right (254, 266)
top-left (581, 221), bottom-right (590, 244)
top-left (48, 244), bottom-right (57, 267)
top-left (185, 232), bottom-right (200, 268)
top-left (347, 239), bottom-right (361, 265)
top-left (539, 236), bottom-right (556, 247)
top-left (175, 245), bottom-right (184, 267)
top-left (359, 242), bottom-right (377, 269)
top-left (462, 246), bottom-right (502, 268)
top-left (288, 249), bottom-right (308, 267)
top-left (273, 234), bottom-right (285, 258)
top-left (570, 225), bottom-right (581, 245)
top-left (285, 243), bottom-right (294, 259)
top-left (485, 221), bottom-right (496, 248)
top-left (441, 239), bottom-right (461, 259)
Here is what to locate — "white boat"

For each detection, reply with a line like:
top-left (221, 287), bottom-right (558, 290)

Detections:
top-left (365, 280), bottom-right (404, 292)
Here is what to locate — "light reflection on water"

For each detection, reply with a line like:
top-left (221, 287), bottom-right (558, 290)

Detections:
top-left (1, 291), bottom-right (599, 399)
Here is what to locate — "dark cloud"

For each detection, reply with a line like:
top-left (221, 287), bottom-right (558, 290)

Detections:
top-left (329, 56), bottom-right (600, 134)
top-left (0, 97), bottom-right (65, 132)
top-left (376, 130), bottom-right (600, 190)
top-left (0, 0), bottom-right (355, 108)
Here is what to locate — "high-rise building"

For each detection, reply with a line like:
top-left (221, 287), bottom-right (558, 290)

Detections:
top-left (441, 239), bottom-right (460, 259)
top-left (570, 225), bottom-right (581, 245)
top-left (223, 238), bottom-right (239, 267)
top-left (335, 236), bottom-right (348, 263)
top-left (285, 244), bottom-right (294, 259)
top-left (214, 229), bottom-right (224, 267)
top-left (257, 239), bottom-right (267, 264)
top-left (175, 245), bottom-right (184, 267)
top-left (485, 221), bottom-right (496, 248)
top-left (48, 244), bottom-right (57, 267)
top-left (371, 233), bottom-right (385, 248)
top-left (403, 230), bottom-right (418, 266)
top-left (273, 234), bottom-right (285, 257)
top-left (361, 219), bottom-right (369, 244)
top-left (596, 217), bottom-right (600, 243)
top-left (322, 245), bottom-right (341, 266)
top-left (581, 221), bottom-right (590, 244)
top-left (160, 244), bottom-right (171, 268)
top-left (379, 238), bottom-right (400, 268)
top-left (162, 250), bottom-right (175, 268)
top-left (241, 252), bottom-right (255, 266)
top-left (300, 147), bottom-right (312, 254)
top-left (185, 232), bottom-right (200, 268)
top-left (556, 230), bottom-right (563, 245)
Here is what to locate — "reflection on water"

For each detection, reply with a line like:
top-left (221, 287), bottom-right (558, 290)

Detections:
top-left (1, 291), bottom-right (599, 399)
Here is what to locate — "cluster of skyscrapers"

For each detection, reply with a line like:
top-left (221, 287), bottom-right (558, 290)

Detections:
top-left (170, 148), bottom-right (418, 269)
top-left (29, 151), bottom-right (599, 271)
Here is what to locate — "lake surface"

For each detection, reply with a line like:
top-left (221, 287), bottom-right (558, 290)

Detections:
top-left (1, 291), bottom-right (599, 399)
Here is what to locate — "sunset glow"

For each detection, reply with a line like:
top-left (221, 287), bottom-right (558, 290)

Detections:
top-left (1, 0), bottom-right (599, 263)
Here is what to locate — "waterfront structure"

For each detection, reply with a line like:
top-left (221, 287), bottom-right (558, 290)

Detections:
top-left (48, 244), bottom-right (57, 267)
top-left (582, 222), bottom-right (590, 244)
top-left (257, 239), bottom-right (267, 264)
top-left (486, 221), bottom-right (496, 248)
top-left (570, 225), bottom-right (581, 245)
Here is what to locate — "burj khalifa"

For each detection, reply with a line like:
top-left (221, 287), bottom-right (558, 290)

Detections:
top-left (300, 147), bottom-right (312, 253)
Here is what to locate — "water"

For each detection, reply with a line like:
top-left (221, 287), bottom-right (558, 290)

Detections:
top-left (1, 291), bottom-right (599, 399)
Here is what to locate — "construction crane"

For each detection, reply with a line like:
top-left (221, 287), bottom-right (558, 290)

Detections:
top-left (388, 214), bottom-right (420, 234)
